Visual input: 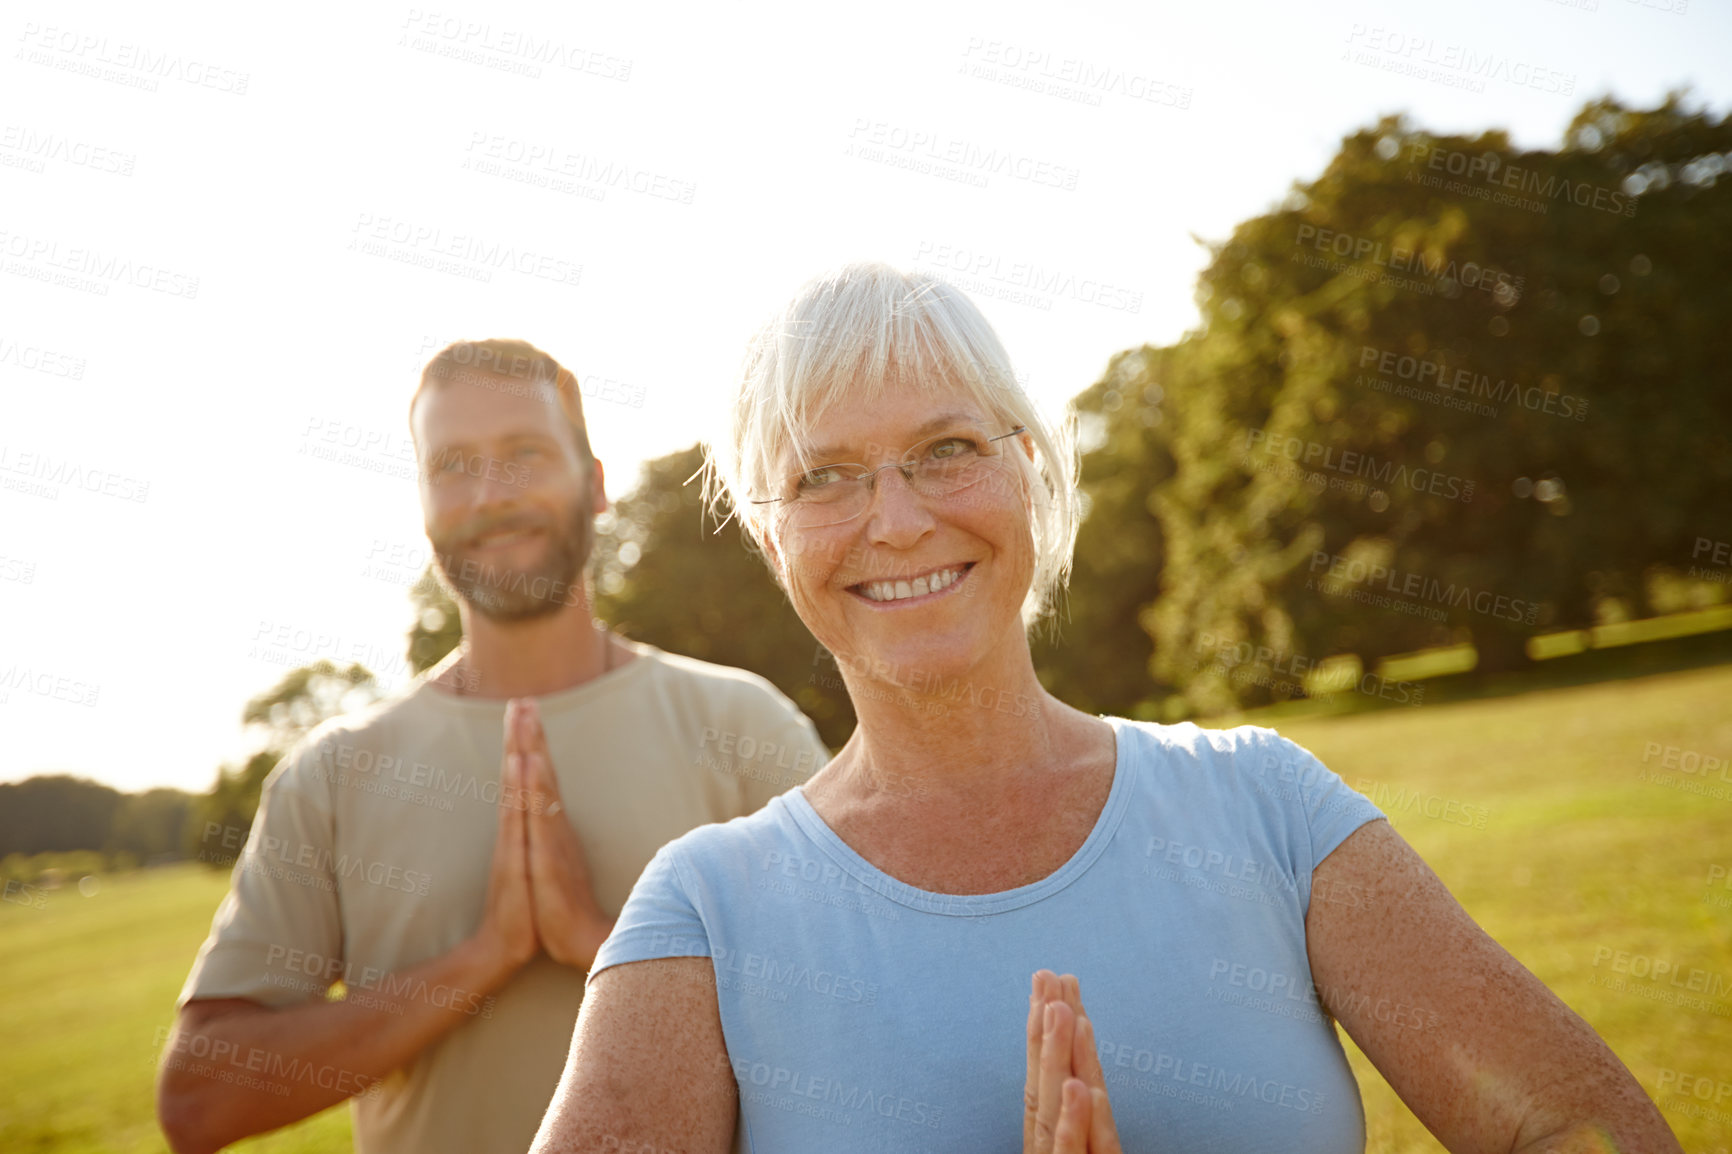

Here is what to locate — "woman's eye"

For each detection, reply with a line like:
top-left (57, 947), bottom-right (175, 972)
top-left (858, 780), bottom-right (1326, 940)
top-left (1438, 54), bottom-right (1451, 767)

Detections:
top-left (927, 437), bottom-right (976, 460)
top-left (515, 445), bottom-right (543, 460)
top-left (798, 467), bottom-right (843, 490)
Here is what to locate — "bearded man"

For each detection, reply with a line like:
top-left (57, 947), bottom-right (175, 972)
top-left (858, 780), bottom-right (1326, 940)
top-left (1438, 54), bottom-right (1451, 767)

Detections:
top-left (157, 339), bottom-right (827, 1154)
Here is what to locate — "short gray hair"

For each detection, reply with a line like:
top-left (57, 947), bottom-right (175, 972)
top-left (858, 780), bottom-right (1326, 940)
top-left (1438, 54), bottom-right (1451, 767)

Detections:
top-left (704, 262), bottom-right (1078, 626)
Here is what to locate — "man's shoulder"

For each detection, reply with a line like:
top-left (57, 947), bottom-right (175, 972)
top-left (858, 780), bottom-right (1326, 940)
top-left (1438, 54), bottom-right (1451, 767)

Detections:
top-left (636, 645), bottom-right (807, 722)
top-left (267, 682), bottom-right (443, 784)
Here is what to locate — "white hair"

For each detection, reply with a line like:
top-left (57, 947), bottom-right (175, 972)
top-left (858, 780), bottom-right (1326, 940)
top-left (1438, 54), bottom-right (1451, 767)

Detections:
top-left (704, 262), bottom-right (1079, 626)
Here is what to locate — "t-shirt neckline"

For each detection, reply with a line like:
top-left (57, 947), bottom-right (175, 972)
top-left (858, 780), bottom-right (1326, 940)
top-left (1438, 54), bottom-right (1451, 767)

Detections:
top-left (781, 716), bottom-right (1135, 917)
top-left (412, 637), bottom-right (660, 716)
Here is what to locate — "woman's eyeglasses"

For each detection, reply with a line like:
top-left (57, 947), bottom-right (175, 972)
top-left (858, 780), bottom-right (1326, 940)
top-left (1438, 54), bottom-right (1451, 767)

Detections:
top-left (752, 427), bottom-right (1027, 530)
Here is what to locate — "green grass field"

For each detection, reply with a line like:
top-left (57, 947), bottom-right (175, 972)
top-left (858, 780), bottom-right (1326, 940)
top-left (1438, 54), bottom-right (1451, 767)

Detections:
top-left (3, 663), bottom-right (1729, 1152)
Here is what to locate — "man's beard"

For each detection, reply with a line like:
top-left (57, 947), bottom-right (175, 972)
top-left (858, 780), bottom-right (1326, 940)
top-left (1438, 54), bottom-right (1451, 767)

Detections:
top-left (430, 495), bottom-right (596, 623)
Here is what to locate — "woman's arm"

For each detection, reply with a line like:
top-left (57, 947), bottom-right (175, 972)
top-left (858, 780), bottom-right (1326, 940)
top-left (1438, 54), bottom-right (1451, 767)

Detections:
top-left (1306, 819), bottom-right (1680, 1153)
top-left (531, 957), bottom-right (737, 1154)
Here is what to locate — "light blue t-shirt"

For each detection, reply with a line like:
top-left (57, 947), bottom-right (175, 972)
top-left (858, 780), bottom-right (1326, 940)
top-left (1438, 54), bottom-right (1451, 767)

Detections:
top-left (590, 717), bottom-right (1387, 1153)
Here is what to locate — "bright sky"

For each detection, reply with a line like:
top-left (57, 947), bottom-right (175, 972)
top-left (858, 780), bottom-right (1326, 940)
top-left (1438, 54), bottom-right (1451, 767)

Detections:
top-left (3, 0), bottom-right (1726, 794)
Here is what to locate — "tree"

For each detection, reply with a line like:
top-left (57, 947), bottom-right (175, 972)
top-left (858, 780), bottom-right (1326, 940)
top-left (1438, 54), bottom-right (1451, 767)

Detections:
top-left (406, 568), bottom-right (463, 675)
top-left (0, 775), bottom-right (125, 857)
top-left (1058, 95), bottom-right (1732, 717)
top-left (593, 447), bottom-right (854, 750)
top-left (190, 661), bottom-right (383, 863)
top-left (108, 788), bottom-right (196, 862)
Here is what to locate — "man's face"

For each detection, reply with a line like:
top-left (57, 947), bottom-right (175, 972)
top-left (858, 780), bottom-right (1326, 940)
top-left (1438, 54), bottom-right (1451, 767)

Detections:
top-left (413, 373), bottom-right (605, 622)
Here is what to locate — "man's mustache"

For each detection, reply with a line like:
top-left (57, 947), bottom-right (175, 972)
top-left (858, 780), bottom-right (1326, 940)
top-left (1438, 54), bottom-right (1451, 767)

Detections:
top-left (442, 512), bottom-right (550, 549)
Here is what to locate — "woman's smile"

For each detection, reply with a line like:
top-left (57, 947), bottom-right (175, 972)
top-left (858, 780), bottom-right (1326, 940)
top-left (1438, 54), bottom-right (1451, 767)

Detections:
top-left (848, 561), bottom-right (976, 606)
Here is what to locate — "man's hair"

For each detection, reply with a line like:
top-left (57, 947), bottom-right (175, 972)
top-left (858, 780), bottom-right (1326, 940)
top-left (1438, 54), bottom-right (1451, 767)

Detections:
top-left (410, 338), bottom-right (594, 462)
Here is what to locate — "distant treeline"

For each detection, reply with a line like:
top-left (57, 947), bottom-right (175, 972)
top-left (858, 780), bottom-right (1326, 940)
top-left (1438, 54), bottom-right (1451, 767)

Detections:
top-left (0, 775), bottom-right (197, 867)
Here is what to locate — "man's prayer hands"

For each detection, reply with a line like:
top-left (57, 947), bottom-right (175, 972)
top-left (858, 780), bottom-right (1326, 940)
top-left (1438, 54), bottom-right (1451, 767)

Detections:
top-left (478, 699), bottom-right (615, 976)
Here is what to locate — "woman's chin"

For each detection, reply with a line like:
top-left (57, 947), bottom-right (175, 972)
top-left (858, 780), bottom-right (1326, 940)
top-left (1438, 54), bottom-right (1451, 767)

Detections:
top-left (838, 630), bottom-right (989, 691)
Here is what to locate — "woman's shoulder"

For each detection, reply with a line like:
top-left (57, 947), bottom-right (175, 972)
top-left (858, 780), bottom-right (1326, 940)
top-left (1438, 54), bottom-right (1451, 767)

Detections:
top-left (1107, 716), bottom-right (1317, 777)
top-left (651, 790), bottom-right (810, 878)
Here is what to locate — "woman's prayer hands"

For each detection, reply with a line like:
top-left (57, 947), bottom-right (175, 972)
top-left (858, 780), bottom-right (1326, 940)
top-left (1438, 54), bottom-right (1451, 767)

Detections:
top-left (1023, 970), bottom-right (1123, 1154)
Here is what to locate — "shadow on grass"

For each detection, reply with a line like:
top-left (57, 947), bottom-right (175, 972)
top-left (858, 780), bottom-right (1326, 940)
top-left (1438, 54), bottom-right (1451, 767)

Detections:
top-left (1228, 628), bottom-right (1732, 727)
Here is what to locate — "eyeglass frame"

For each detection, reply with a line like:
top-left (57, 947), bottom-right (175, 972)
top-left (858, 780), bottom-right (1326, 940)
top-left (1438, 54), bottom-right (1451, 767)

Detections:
top-left (749, 425), bottom-right (1029, 524)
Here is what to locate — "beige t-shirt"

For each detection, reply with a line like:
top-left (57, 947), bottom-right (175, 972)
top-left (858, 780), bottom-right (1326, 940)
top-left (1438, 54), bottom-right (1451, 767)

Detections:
top-left (178, 640), bottom-right (829, 1154)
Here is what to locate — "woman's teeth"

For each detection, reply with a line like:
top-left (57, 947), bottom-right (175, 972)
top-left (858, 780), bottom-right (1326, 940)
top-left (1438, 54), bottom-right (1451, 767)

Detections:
top-left (858, 566), bottom-right (965, 603)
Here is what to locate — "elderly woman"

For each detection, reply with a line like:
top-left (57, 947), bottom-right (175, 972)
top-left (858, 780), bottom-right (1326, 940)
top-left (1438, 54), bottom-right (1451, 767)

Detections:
top-left (531, 264), bottom-right (1677, 1153)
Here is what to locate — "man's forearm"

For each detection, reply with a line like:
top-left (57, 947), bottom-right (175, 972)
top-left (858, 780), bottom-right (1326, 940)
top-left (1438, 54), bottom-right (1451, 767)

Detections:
top-left (158, 935), bottom-right (521, 1154)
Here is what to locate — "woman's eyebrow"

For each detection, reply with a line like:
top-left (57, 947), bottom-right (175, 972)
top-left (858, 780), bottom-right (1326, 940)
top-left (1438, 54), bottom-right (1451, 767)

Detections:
top-left (802, 412), bottom-right (984, 462)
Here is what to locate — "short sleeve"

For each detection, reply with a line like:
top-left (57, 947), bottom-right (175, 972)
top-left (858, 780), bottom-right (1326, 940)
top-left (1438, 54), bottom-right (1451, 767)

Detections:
top-left (177, 738), bottom-right (343, 1009)
top-left (588, 843), bottom-right (713, 986)
top-left (1255, 730), bottom-right (1386, 892)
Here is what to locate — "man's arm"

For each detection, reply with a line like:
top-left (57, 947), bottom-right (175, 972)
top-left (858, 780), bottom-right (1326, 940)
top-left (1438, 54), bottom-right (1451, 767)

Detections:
top-left (158, 737), bottom-right (544, 1154)
top-left (159, 935), bottom-right (524, 1154)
